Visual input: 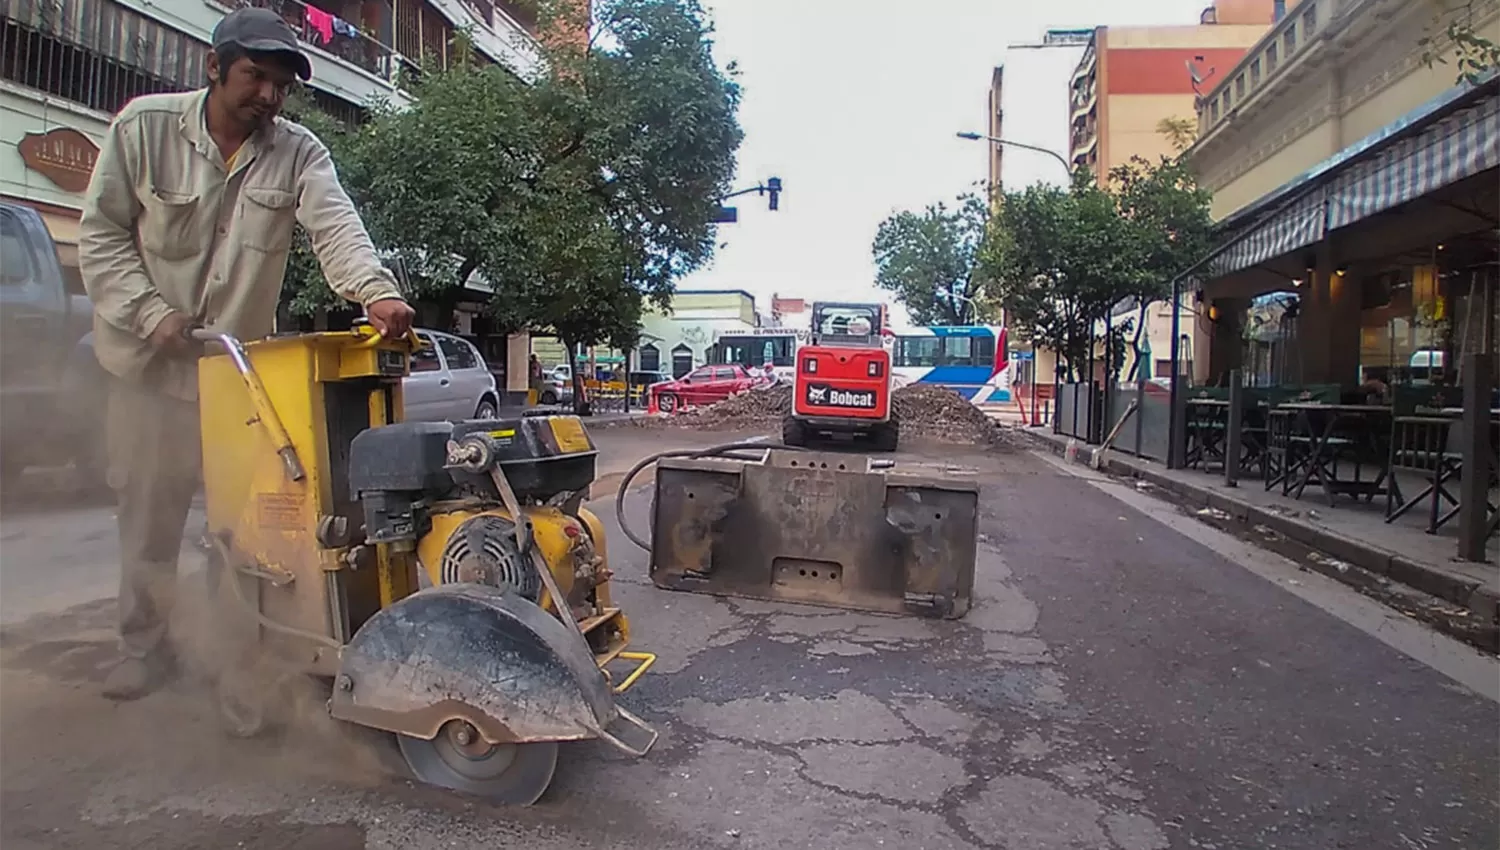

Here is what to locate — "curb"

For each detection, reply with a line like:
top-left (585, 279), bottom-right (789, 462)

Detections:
top-left (1013, 427), bottom-right (1497, 625)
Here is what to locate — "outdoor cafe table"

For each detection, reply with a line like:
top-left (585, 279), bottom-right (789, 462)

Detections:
top-left (1277, 403), bottom-right (1393, 507)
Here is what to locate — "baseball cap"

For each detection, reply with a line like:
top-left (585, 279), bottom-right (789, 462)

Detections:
top-left (211, 8), bottom-right (313, 81)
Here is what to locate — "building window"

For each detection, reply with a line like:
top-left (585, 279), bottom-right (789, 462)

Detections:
top-left (670, 344), bottom-right (693, 378)
top-left (1250, 58), bottom-right (1261, 85)
top-left (1222, 90), bottom-right (1232, 113)
top-left (1210, 99), bottom-right (1220, 122)
top-left (1267, 43), bottom-right (1278, 70)
top-left (639, 344), bottom-right (661, 372)
top-left (1235, 74), bottom-right (1246, 98)
top-left (1302, 5), bottom-right (1317, 35)
top-left (1273, 0), bottom-right (1286, 21)
top-left (1283, 24), bottom-right (1297, 55)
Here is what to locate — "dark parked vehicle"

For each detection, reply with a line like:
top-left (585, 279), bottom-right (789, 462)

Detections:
top-left (0, 201), bottom-right (102, 485)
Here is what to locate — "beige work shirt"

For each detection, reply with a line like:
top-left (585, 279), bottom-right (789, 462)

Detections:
top-left (79, 89), bottom-right (404, 400)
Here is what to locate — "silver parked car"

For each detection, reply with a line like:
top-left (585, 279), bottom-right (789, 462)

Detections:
top-left (405, 329), bottom-right (500, 421)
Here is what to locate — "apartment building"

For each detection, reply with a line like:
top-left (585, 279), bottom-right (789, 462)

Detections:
top-left (986, 29), bottom-right (1091, 194)
top-left (1067, 0), bottom-right (1282, 180)
top-left (1, 0), bottom-right (541, 285)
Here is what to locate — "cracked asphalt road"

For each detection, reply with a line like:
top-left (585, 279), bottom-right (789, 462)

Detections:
top-left (1, 432), bottom-right (1496, 850)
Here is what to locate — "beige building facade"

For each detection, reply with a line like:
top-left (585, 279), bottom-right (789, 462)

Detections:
top-left (1069, 1), bottom-right (1279, 181)
top-left (1184, 0), bottom-right (1499, 390)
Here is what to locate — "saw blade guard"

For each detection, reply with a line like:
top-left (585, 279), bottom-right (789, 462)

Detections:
top-left (328, 583), bottom-right (618, 746)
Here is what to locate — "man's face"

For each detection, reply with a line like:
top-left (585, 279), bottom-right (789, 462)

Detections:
top-left (210, 51), bottom-right (297, 130)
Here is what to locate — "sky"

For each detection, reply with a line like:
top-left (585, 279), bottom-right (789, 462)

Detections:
top-left (677, 0), bottom-right (1216, 325)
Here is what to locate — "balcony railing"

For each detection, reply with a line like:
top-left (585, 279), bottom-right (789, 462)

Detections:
top-left (229, 0), bottom-right (400, 82)
top-left (1195, 0), bottom-right (1349, 138)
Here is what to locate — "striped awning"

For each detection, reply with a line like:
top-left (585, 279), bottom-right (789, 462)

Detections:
top-left (1208, 190), bottom-right (1326, 277)
top-left (1326, 93), bottom-right (1500, 230)
top-left (1201, 83), bottom-right (1499, 282)
top-left (4, 0), bottom-right (208, 88)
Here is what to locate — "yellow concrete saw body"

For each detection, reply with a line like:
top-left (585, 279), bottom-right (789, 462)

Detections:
top-left (194, 324), bottom-right (655, 805)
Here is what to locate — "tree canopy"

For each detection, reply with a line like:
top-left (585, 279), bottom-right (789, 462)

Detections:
top-left (979, 157), bottom-right (1212, 381)
top-left (281, 0), bottom-right (743, 364)
top-left (1421, 0), bottom-right (1500, 83)
top-left (870, 194), bottom-right (990, 325)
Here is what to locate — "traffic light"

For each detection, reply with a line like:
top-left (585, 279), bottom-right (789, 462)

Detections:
top-left (766, 176), bottom-right (782, 211)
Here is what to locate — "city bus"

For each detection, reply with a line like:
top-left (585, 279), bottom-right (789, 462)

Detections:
top-left (708, 328), bottom-right (808, 383)
top-left (888, 325), bottom-right (1012, 403)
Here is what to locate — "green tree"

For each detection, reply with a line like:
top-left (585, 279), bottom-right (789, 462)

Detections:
top-left (280, 1), bottom-right (743, 411)
top-left (979, 155), bottom-right (1211, 383)
top-left (1107, 155), bottom-right (1213, 381)
top-left (1156, 116), bottom-right (1198, 154)
top-left (870, 194), bottom-right (990, 325)
top-left (1421, 0), bottom-right (1500, 83)
top-left (980, 175), bottom-right (1138, 381)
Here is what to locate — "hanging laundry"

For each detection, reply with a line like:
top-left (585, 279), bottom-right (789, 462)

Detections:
top-left (304, 6), bottom-right (334, 44)
top-left (332, 17), bottom-right (359, 38)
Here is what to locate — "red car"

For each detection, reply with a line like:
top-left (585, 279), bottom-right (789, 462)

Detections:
top-left (651, 364), bottom-right (765, 413)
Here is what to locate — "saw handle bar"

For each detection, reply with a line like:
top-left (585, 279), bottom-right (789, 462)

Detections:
top-left (189, 328), bottom-right (306, 483)
top-left (349, 326), bottom-right (424, 350)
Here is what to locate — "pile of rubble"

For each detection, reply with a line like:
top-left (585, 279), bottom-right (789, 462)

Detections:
top-left (890, 383), bottom-right (1002, 444)
top-left (658, 382), bottom-right (1005, 445)
top-left (669, 384), bottom-right (792, 429)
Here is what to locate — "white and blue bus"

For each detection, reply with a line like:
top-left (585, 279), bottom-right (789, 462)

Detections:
top-left (887, 325), bottom-right (1012, 403)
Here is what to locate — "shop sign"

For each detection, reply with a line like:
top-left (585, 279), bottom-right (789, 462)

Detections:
top-left (18, 127), bottom-right (100, 194)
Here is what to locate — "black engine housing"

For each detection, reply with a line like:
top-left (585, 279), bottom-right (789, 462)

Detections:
top-left (348, 415), bottom-right (599, 544)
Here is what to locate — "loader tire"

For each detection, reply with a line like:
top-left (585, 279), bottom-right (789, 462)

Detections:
top-left (871, 419), bottom-right (899, 453)
top-left (781, 415), bottom-right (808, 447)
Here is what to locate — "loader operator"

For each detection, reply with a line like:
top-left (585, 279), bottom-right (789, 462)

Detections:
top-left (78, 7), bottom-right (416, 701)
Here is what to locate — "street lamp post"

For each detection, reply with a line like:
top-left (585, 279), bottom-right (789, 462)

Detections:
top-left (934, 286), bottom-right (979, 325)
top-left (958, 132), bottom-right (1070, 427)
top-left (955, 132), bottom-right (1072, 179)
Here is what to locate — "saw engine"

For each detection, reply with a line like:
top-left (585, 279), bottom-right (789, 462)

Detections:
top-left (346, 415), bottom-right (634, 668)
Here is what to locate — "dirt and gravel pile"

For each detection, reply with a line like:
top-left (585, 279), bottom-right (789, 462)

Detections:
top-left (889, 383), bottom-right (1003, 444)
top-left (669, 384), bottom-right (793, 428)
top-left (658, 382), bottom-right (1009, 445)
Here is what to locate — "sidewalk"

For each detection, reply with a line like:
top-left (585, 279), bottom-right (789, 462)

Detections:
top-left (1015, 426), bottom-right (1499, 624)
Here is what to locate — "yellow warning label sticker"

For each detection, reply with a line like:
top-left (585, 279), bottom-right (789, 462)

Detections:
top-left (549, 417), bottom-right (591, 453)
top-left (488, 429), bottom-right (517, 439)
top-left (256, 492), bottom-right (305, 529)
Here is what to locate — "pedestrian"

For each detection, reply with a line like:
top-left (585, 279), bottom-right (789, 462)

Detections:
top-left (528, 353), bottom-right (545, 397)
top-left (78, 7), bottom-right (416, 701)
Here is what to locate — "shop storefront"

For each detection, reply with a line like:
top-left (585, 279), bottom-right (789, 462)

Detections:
top-left (1193, 78), bottom-right (1499, 390)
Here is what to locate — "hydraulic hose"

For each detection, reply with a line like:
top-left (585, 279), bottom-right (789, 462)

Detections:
top-left (614, 440), bottom-right (806, 553)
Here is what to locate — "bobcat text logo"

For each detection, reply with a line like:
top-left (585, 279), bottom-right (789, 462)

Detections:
top-left (804, 383), bottom-right (877, 409)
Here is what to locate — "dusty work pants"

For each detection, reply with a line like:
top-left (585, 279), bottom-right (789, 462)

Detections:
top-left (107, 376), bottom-right (202, 661)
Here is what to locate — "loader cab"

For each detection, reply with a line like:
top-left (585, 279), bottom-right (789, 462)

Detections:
top-left (810, 302), bottom-right (883, 348)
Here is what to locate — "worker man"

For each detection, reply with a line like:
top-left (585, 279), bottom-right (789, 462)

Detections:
top-left (528, 354), bottom-right (545, 399)
top-left (79, 7), bottom-right (416, 701)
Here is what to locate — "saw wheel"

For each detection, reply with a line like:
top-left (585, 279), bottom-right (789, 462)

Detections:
top-left (397, 719), bottom-right (559, 804)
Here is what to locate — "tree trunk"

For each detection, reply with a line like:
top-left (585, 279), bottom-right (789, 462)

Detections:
top-left (562, 335), bottom-right (592, 416)
top-left (1125, 303), bottom-right (1149, 383)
